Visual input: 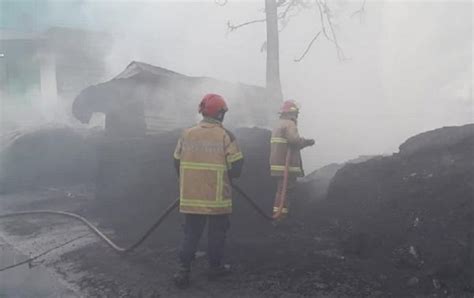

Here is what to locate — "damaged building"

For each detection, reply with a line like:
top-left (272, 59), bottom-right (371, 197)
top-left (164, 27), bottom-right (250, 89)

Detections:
top-left (0, 26), bottom-right (111, 125)
top-left (73, 61), bottom-right (273, 136)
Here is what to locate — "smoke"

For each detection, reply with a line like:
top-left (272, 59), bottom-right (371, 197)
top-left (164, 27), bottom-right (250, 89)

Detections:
top-left (1, 0), bottom-right (472, 172)
top-left (280, 0), bottom-right (473, 168)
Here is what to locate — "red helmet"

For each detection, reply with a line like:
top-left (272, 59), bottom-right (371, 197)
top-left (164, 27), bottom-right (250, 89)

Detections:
top-left (279, 100), bottom-right (299, 114)
top-left (199, 93), bottom-right (228, 118)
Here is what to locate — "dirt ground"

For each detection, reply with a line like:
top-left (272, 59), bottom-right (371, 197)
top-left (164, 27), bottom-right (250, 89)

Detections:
top-left (1, 125), bottom-right (472, 297)
top-left (1, 186), bottom-right (472, 297)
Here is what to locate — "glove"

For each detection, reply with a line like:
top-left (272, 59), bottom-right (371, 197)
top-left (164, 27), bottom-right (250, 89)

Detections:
top-left (305, 139), bottom-right (315, 147)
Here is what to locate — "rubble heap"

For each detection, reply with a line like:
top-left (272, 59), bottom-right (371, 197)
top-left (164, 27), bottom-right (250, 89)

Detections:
top-left (0, 124), bottom-right (100, 193)
top-left (326, 124), bottom-right (474, 286)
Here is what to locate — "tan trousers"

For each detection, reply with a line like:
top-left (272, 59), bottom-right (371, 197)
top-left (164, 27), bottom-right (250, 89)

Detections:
top-left (272, 176), bottom-right (297, 219)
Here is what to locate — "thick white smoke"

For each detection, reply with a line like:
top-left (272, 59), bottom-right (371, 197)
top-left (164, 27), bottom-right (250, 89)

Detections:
top-left (2, 0), bottom-right (472, 171)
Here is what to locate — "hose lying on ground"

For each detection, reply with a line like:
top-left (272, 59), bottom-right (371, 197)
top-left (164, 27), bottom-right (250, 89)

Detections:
top-left (0, 184), bottom-right (272, 273)
top-left (0, 233), bottom-right (90, 273)
top-left (0, 199), bottom-right (180, 254)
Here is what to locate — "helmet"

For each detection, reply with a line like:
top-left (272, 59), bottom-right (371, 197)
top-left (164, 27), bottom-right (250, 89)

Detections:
top-left (199, 93), bottom-right (228, 118)
top-left (279, 100), bottom-right (299, 114)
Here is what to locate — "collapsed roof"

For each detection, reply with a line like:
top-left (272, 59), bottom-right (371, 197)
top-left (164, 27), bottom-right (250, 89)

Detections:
top-left (73, 61), bottom-right (271, 135)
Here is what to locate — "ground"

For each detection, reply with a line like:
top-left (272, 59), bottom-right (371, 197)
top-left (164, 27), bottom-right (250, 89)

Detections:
top-left (1, 186), bottom-right (470, 297)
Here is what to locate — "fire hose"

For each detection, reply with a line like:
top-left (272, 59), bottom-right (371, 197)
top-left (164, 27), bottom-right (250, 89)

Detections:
top-left (0, 200), bottom-right (179, 272)
top-left (0, 200), bottom-right (179, 254)
top-left (0, 182), bottom-right (280, 254)
top-left (233, 149), bottom-right (292, 221)
top-left (0, 186), bottom-right (276, 272)
top-left (0, 152), bottom-right (291, 270)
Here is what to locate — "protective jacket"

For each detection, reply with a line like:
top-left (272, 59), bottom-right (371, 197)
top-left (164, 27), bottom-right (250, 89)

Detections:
top-left (270, 116), bottom-right (306, 177)
top-left (174, 118), bottom-right (243, 215)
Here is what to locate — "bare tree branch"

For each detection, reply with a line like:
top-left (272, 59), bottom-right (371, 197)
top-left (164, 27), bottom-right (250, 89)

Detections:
top-left (225, 0), bottom-right (351, 62)
top-left (319, 0), bottom-right (347, 61)
top-left (278, 0), bottom-right (297, 20)
top-left (294, 30), bottom-right (322, 62)
top-left (279, 21), bottom-right (288, 33)
top-left (215, 0), bottom-right (228, 6)
top-left (278, 0), bottom-right (311, 33)
top-left (325, 12), bottom-right (346, 60)
top-left (351, 0), bottom-right (366, 18)
top-left (316, 0), bottom-right (331, 41)
top-left (277, 0), bottom-right (298, 32)
top-left (227, 19), bottom-right (266, 32)
top-left (228, 0), bottom-right (299, 34)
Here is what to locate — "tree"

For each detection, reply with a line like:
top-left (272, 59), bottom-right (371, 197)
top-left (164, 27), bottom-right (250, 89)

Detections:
top-left (265, 0), bottom-right (283, 103)
top-left (219, 0), bottom-right (366, 104)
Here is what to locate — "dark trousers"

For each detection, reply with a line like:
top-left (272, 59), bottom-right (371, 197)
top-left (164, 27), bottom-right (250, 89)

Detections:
top-left (178, 214), bottom-right (230, 269)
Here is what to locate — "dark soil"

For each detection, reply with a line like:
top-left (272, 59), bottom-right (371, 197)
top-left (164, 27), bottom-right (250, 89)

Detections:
top-left (326, 124), bottom-right (474, 294)
top-left (1, 124), bottom-right (473, 297)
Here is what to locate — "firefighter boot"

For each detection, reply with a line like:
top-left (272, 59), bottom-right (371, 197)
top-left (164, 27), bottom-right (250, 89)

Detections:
top-left (173, 265), bottom-right (190, 288)
top-left (208, 264), bottom-right (231, 281)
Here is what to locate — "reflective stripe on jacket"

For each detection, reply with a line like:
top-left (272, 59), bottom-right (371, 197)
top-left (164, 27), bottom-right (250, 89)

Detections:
top-left (269, 117), bottom-right (305, 177)
top-left (174, 119), bottom-right (243, 215)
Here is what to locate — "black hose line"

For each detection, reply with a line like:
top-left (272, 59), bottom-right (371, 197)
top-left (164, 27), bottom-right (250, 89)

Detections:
top-left (0, 199), bottom-right (179, 254)
top-left (0, 233), bottom-right (90, 273)
top-left (232, 184), bottom-right (274, 221)
top-left (0, 185), bottom-right (270, 257)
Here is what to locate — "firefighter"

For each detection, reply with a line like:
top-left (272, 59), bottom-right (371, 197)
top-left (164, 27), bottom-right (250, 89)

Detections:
top-left (172, 93), bottom-right (244, 288)
top-left (270, 100), bottom-right (315, 220)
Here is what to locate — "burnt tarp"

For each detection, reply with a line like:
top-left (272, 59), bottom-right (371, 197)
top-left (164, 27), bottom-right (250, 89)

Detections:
top-left (73, 61), bottom-right (271, 136)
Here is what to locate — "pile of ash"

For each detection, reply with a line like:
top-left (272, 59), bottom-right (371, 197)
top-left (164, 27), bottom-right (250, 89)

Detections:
top-left (324, 124), bottom-right (474, 288)
top-left (0, 124), bottom-right (101, 194)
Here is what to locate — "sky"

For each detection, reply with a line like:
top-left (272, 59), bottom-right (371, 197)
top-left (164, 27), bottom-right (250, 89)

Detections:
top-left (2, 0), bottom-right (473, 171)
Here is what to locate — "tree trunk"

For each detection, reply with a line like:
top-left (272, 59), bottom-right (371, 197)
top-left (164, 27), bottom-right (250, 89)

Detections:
top-left (470, 194), bottom-right (474, 287)
top-left (265, 0), bottom-right (283, 104)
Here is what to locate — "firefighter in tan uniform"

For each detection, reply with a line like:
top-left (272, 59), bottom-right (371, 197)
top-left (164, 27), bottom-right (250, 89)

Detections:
top-left (173, 94), bottom-right (244, 288)
top-left (270, 100), bottom-right (314, 220)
